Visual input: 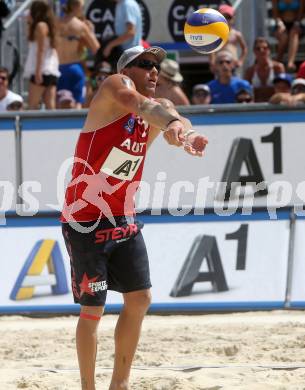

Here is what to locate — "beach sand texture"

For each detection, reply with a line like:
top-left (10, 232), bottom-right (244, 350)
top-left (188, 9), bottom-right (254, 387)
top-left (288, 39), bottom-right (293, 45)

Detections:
top-left (1, 311), bottom-right (305, 389)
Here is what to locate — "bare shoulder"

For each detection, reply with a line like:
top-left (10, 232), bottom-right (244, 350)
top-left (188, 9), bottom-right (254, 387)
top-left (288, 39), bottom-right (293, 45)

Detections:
top-left (102, 74), bottom-right (136, 91)
top-left (273, 60), bottom-right (285, 72)
top-left (80, 18), bottom-right (93, 34)
top-left (293, 93), bottom-right (305, 104)
top-left (94, 74), bottom-right (136, 102)
top-left (35, 21), bottom-right (49, 35)
top-left (269, 92), bottom-right (291, 104)
top-left (62, 15), bottom-right (83, 32)
top-left (88, 74), bottom-right (136, 119)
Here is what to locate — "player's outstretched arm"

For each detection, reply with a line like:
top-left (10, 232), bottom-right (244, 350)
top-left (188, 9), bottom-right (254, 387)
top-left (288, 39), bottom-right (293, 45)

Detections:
top-left (153, 98), bottom-right (208, 157)
top-left (103, 75), bottom-right (187, 146)
top-left (102, 75), bottom-right (208, 155)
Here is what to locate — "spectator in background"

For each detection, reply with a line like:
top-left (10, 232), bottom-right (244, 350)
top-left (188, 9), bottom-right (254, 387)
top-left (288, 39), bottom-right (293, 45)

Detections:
top-left (95, 62), bottom-right (113, 82)
top-left (56, 89), bottom-right (76, 109)
top-left (57, 0), bottom-right (100, 109)
top-left (291, 77), bottom-right (305, 93)
top-left (210, 4), bottom-right (248, 74)
top-left (269, 77), bottom-right (305, 104)
top-left (155, 58), bottom-right (190, 105)
top-left (24, 1), bottom-right (60, 110)
top-left (244, 37), bottom-right (285, 102)
top-left (208, 51), bottom-right (251, 104)
top-left (0, 67), bottom-right (23, 111)
top-left (84, 61), bottom-right (113, 107)
top-left (235, 85), bottom-right (254, 103)
top-left (272, 0), bottom-right (305, 72)
top-left (191, 84), bottom-right (211, 105)
top-left (273, 72), bottom-right (292, 93)
top-left (101, 0), bottom-right (142, 66)
top-left (7, 100), bottom-right (24, 111)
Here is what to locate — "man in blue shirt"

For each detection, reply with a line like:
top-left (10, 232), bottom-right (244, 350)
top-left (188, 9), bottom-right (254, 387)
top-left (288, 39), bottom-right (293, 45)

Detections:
top-left (208, 51), bottom-right (251, 104)
top-left (103, 0), bottom-right (142, 59)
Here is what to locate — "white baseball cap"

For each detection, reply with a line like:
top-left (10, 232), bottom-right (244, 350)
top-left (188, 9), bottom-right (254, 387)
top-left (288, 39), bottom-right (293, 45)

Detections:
top-left (117, 45), bottom-right (167, 73)
top-left (292, 78), bottom-right (305, 88)
top-left (192, 84), bottom-right (211, 94)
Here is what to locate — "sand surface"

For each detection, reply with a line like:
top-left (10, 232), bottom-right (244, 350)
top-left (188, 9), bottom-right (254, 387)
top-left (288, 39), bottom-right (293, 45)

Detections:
top-left (1, 310), bottom-right (305, 389)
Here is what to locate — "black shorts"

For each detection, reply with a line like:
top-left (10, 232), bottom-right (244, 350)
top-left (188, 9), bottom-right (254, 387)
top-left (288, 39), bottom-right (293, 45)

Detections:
top-left (62, 216), bottom-right (151, 306)
top-left (273, 20), bottom-right (305, 35)
top-left (30, 74), bottom-right (58, 87)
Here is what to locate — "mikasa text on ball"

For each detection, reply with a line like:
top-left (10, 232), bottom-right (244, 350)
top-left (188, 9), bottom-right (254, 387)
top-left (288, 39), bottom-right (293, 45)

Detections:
top-left (184, 8), bottom-right (229, 54)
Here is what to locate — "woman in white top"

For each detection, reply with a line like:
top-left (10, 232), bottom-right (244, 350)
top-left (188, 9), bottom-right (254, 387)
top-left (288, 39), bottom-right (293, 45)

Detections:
top-left (24, 1), bottom-right (60, 109)
top-left (244, 37), bottom-right (285, 102)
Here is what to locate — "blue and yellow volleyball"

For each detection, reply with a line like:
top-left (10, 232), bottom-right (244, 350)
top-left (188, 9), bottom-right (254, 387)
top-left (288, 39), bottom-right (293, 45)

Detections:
top-left (184, 8), bottom-right (229, 54)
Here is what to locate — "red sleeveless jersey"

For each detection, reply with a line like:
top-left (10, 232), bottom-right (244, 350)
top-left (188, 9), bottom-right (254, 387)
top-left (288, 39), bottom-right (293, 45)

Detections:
top-left (61, 114), bottom-right (150, 222)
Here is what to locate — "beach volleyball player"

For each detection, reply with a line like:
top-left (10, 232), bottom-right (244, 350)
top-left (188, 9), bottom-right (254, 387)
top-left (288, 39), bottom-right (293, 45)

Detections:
top-left (61, 45), bottom-right (208, 390)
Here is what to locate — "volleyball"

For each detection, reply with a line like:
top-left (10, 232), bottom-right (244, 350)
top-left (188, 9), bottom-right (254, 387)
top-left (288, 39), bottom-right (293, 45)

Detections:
top-left (184, 8), bottom-right (230, 54)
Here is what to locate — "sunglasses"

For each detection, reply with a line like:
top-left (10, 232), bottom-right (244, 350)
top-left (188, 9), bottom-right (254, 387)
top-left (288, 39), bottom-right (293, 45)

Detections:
top-left (255, 46), bottom-right (269, 51)
top-left (218, 60), bottom-right (232, 65)
top-left (7, 101), bottom-right (22, 110)
top-left (194, 90), bottom-right (209, 96)
top-left (293, 85), bottom-right (305, 92)
top-left (128, 59), bottom-right (161, 72)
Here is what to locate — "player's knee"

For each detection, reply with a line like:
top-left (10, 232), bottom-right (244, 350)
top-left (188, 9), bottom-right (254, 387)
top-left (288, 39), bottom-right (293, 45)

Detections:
top-left (79, 305), bottom-right (104, 324)
top-left (124, 289), bottom-right (151, 313)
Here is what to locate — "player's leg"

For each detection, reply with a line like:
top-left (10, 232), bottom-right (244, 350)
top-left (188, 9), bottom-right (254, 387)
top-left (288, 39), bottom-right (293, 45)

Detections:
top-left (109, 289), bottom-right (151, 390)
top-left (287, 26), bottom-right (300, 72)
top-left (28, 81), bottom-right (45, 109)
top-left (107, 228), bottom-right (151, 390)
top-left (62, 222), bottom-right (109, 390)
top-left (275, 28), bottom-right (288, 62)
top-left (43, 83), bottom-right (57, 109)
top-left (77, 305), bottom-right (104, 390)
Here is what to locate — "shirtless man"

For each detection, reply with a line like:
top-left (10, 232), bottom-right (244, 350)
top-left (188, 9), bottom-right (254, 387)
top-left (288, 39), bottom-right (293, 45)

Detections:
top-left (61, 45), bottom-right (208, 390)
top-left (269, 77), bottom-right (305, 105)
top-left (57, 0), bottom-right (100, 108)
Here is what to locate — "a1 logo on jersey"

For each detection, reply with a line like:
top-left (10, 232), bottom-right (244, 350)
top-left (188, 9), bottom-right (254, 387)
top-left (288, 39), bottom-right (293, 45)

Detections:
top-left (101, 147), bottom-right (144, 181)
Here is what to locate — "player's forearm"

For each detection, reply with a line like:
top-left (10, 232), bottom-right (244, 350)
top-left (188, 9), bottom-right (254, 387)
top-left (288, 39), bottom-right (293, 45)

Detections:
top-left (137, 99), bottom-right (181, 129)
top-left (158, 98), bottom-right (192, 131)
top-left (111, 32), bottom-right (134, 47)
top-left (179, 116), bottom-right (192, 131)
top-left (86, 34), bottom-right (100, 54)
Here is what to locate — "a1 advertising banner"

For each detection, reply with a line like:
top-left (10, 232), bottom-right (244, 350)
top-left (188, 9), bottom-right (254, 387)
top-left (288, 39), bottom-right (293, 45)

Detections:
top-left (5, 109), bottom-right (305, 215)
top-left (289, 219), bottom-right (305, 308)
top-left (142, 113), bottom-right (305, 215)
top-left (144, 217), bottom-right (289, 309)
top-left (0, 214), bottom-right (289, 313)
top-left (0, 110), bottom-right (305, 219)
